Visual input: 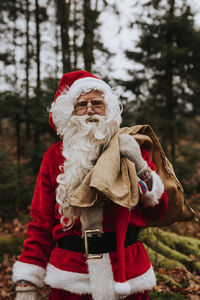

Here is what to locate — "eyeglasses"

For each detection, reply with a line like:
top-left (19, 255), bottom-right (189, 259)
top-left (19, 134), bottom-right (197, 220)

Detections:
top-left (74, 99), bottom-right (105, 113)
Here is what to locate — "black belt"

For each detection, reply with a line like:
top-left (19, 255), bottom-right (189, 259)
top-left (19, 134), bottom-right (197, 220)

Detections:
top-left (57, 227), bottom-right (139, 258)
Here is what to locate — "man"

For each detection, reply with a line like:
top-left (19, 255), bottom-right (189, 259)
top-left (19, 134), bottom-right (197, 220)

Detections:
top-left (13, 70), bottom-right (168, 300)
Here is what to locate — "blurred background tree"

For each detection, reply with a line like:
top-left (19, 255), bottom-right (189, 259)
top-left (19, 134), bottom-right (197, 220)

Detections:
top-left (120, 0), bottom-right (200, 193)
top-left (0, 0), bottom-right (113, 214)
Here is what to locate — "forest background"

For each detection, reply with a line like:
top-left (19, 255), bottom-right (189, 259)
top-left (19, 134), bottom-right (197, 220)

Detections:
top-left (0, 0), bottom-right (200, 299)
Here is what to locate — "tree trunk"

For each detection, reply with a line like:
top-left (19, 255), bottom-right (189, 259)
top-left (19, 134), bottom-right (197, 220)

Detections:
top-left (34, 0), bottom-right (41, 145)
top-left (54, 0), bottom-right (60, 78)
top-left (25, 0), bottom-right (31, 139)
top-left (12, 1), bottom-right (21, 168)
top-left (57, 0), bottom-right (71, 73)
top-left (166, 0), bottom-right (176, 162)
top-left (83, 0), bottom-right (94, 72)
top-left (95, 0), bottom-right (99, 11)
top-left (15, 115), bottom-right (21, 168)
top-left (72, 0), bottom-right (78, 70)
top-left (35, 0), bottom-right (41, 90)
top-left (166, 62), bottom-right (176, 162)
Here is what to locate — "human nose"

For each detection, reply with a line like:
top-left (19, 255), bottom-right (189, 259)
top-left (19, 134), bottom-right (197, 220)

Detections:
top-left (86, 103), bottom-right (95, 114)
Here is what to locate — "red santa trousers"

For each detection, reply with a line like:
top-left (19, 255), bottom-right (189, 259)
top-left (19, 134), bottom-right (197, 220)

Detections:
top-left (49, 289), bottom-right (149, 300)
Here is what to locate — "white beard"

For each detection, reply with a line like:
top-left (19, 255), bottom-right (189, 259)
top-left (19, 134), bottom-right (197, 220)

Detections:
top-left (56, 114), bottom-right (118, 227)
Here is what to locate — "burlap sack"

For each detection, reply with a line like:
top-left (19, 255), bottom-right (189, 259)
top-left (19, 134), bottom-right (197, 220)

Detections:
top-left (70, 125), bottom-right (198, 227)
top-left (121, 125), bottom-right (198, 226)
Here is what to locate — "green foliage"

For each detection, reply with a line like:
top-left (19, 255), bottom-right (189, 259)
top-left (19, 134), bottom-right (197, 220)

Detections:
top-left (122, 0), bottom-right (200, 164)
top-left (0, 147), bottom-right (34, 217)
top-left (0, 91), bottom-right (24, 119)
top-left (25, 143), bottom-right (47, 174)
top-left (0, 149), bottom-right (19, 214)
top-left (149, 291), bottom-right (188, 300)
top-left (0, 234), bottom-right (23, 262)
top-left (0, 77), bottom-right (58, 175)
top-left (120, 0), bottom-right (200, 193)
top-left (174, 144), bottom-right (200, 194)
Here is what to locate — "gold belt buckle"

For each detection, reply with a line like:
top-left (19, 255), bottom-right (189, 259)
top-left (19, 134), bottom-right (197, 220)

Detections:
top-left (84, 229), bottom-right (103, 260)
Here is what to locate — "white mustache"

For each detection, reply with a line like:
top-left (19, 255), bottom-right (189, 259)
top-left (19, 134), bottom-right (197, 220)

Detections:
top-left (71, 114), bottom-right (103, 123)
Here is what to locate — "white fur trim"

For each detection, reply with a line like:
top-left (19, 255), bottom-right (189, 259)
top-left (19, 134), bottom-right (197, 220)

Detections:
top-left (141, 171), bottom-right (164, 207)
top-left (114, 281), bottom-right (131, 296)
top-left (87, 253), bottom-right (116, 300)
top-left (70, 77), bottom-right (111, 93)
top-left (44, 263), bottom-right (90, 294)
top-left (12, 261), bottom-right (46, 288)
top-left (127, 265), bottom-right (156, 294)
top-left (81, 206), bottom-right (116, 300)
top-left (45, 263), bottom-right (156, 297)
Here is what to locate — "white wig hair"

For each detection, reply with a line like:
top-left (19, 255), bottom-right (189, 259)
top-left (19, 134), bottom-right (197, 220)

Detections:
top-left (50, 77), bottom-right (122, 136)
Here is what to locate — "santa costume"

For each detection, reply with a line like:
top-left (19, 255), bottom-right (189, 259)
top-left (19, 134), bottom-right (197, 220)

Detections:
top-left (13, 70), bottom-right (168, 300)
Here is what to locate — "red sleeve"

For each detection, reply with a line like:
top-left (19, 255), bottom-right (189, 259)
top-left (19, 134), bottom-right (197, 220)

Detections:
top-left (141, 147), bottom-right (156, 171)
top-left (18, 151), bottom-right (56, 268)
top-left (140, 147), bottom-right (168, 221)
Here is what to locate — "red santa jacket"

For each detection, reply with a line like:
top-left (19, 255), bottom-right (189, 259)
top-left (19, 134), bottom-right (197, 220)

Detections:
top-left (12, 140), bottom-right (168, 297)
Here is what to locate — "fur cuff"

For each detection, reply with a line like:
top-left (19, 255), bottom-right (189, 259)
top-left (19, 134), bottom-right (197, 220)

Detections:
top-left (128, 265), bottom-right (156, 293)
top-left (15, 291), bottom-right (37, 300)
top-left (12, 261), bottom-right (46, 288)
top-left (44, 263), bottom-right (90, 294)
top-left (140, 171), bottom-right (164, 207)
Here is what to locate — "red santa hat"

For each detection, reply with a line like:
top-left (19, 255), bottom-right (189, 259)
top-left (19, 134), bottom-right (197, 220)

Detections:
top-left (49, 70), bottom-right (121, 132)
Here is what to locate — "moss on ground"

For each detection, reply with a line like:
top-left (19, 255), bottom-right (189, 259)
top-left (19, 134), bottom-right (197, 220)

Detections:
top-left (155, 271), bottom-right (182, 288)
top-left (149, 291), bottom-right (188, 300)
top-left (154, 228), bottom-right (200, 256)
top-left (140, 229), bottom-right (200, 273)
top-left (143, 243), bottom-right (186, 270)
